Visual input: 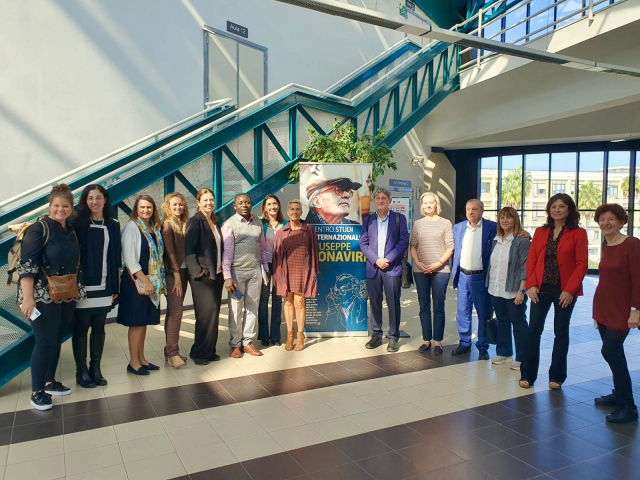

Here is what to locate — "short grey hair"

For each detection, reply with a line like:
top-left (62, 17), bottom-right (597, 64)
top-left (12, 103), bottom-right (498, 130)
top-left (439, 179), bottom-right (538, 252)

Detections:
top-left (288, 199), bottom-right (303, 208)
top-left (372, 188), bottom-right (392, 200)
top-left (419, 191), bottom-right (441, 215)
top-left (466, 198), bottom-right (485, 210)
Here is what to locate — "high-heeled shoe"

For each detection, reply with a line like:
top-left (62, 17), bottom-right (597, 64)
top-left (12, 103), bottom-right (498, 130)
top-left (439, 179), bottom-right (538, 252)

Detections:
top-left (127, 364), bottom-right (150, 376)
top-left (285, 331), bottom-right (295, 351)
top-left (294, 332), bottom-right (305, 351)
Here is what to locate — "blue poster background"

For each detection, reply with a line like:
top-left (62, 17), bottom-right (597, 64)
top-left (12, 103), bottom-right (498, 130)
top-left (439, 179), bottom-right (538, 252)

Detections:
top-left (304, 224), bottom-right (368, 335)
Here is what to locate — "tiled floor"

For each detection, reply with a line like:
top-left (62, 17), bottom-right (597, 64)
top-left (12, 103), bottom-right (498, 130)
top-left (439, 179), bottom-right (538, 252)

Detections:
top-left (0, 276), bottom-right (639, 479)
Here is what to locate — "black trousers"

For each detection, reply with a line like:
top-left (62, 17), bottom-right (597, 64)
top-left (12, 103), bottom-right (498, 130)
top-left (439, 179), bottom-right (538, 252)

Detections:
top-left (366, 269), bottom-right (402, 340)
top-left (74, 310), bottom-right (107, 336)
top-left (521, 284), bottom-right (576, 385)
top-left (189, 276), bottom-right (223, 361)
top-left (598, 323), bottom-right (635, 408)
top-left (31, 301), bottom-right (76, 392)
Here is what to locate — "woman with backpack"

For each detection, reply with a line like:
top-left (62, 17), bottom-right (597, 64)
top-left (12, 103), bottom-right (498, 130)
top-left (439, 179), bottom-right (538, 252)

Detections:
top-left (18, 184), bottom-right (86, 410)
top-left (72, 184), bottom-right (121, 388)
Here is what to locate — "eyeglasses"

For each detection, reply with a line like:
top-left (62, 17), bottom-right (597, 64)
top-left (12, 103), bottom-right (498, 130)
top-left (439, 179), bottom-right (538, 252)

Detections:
top-left (318, 185), bottom-right (354, 198)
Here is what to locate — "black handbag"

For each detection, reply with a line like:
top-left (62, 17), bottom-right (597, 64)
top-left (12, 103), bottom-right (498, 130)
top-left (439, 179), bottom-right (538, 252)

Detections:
top-left (486, 317), bottom-right (499, 345)
top-left (401, 256), bottom-right (413, 289)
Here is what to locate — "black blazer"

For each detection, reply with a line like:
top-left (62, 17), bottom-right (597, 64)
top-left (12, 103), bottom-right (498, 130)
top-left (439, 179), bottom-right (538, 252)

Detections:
top-left (185, 211), bottom-right (224, 281)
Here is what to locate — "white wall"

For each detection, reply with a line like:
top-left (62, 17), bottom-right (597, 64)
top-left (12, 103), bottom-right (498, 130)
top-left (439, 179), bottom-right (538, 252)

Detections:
top-left (0, 0), bottom-right (434, 202)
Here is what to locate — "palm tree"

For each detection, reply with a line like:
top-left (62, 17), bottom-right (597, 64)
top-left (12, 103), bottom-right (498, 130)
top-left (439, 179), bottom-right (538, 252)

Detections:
top-left (578, 181), bottom-right (602, 227)
top-left (621, 176), bottom-right (640, 199)
top-left (501, 166), bottom-right (532, 208)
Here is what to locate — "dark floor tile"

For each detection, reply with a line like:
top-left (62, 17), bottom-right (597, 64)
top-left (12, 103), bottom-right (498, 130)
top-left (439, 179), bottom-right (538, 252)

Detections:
top-left (548, 463), bottom-right (614, 480)
top-left (584, 451), bottom-right (640, 480)
top-left (526, 391), bottom-right (580, 409)
top-left (370, 425), bottom-right (427, 449)
top-left (311, 462), bottom-right (372, 480)
top-left (428, 354), bottom-right (467, 366)
top-left (14, 404), bottom-right (62, 426)
top-left (471, 451), bottom-right (542, 480)
top-left (230, 385), bottom-right (273, 402)
top-left (471, 403), bottom-right (526, 423)
top-left (336, 359), bottom-right (373, 371)
top-left (597, 420), bottom-right (640, 440)
top-left (152, 396), bottom-right (198, 417)
top-left (281, 366), bottom-right (321, 380)
top-left (62, 398), bottom-right (109, 418)
top-left (379, 363), bottom-right (418, 375)
top-left (422, 461), bottom-right (494, 480)
top-left (251, 371), bottom-right (290, 385)
top-left (218, 376), bottom-right (260, 391)
top-left (397, 442), bottom-right (465, 472)
top-left (570, 424), bottom-right (634, 451)
top-left (561, 403), bottom-right (612, 424)
top-left (440, 410), bottom-right (496, 432)
top-left (407, 417), bottom-right (454, 437)
top-left (0, 412), bottom-right (15, 429)
top-left (242, 452), bottom-right (306, 480)
top-left (504, 416), bottom-right (565, 441)
top-left (193, 390), bottom-right (237, 409)
top-left (63, 409), bottom-right (112, 434)
top-left (364, 356), bottom-right (399, 367)
top-left (11, 418), bottom-right (63, 444)
top-left (558, 385), bottom-right (603, 403)
top-left (400, 357), bottom-right (441, 370)
top-left (539, 434), bottom-right (608, 462)
top-left (533, 409), bottom-right (593, 432)
top-left (437, 432), bottom-right (500, 460)
top-left (356, 451), bottom-right (422, 480)
top-left (350, 366), bottom-right (393, 380)
top-left (190, 462), bottom-right (252, 480)
top-left (388, 352), bottom-right (421, 363)
top-left (105, 391), bottom-right (150, 411)
top-left (0, 426), bottom-right (11, 447)
top-left (289, 442), bottom-right (351, 473)
top-left (181, 381), bottom-right (225, 397)
top-left (262, 380), bottom-right (305, 396)
top-left (500, 397), bottom-right (554, 415)
top-left (322, 370), bottom-right (365, 385)
top-left (332, 433), bottom-right (392, 461)
top-left (615, 443), bottom-right (640, 464)
top-left (472, 424), bottom-right (533, 449)
top-left (506, 442), bottom-right (576, 473)
top-left (295, 375), bottom-right (336, 391)
top-left (310, 363), bottom-right (347, 375)
top-left (575, 381), bottom-right (617, 396)
top-left (109, 402), bottom-right (157, 425)
top-left (145, 386), bottom-right (190, 404)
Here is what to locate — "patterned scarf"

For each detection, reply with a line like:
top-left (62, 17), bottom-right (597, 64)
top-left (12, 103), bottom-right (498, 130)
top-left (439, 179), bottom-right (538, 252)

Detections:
top-left (136, 219), bottom-right (167, 307)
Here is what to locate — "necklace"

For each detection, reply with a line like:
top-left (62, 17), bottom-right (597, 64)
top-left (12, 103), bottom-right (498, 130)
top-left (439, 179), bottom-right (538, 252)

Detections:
top-left (90, 218), bottom-right (105, 226)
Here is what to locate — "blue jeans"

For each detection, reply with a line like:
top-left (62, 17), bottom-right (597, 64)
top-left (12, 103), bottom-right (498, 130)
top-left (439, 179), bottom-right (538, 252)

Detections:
top-left (258, 264), bottom-right (282, 342)
top-left (456, 271), bottom-right (492, 351)
top-left (491, 295), bottom-right (527, 361)
top-left (414, 272), bottom-right (450, 342)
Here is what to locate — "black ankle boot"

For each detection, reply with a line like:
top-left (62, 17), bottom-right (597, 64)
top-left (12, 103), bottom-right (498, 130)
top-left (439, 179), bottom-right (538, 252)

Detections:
top-left (606, 405), bottom-right (638, 424)
top-left (72, 335), bottom-right (96, 388)
top-left (89, 333), bottom-right (107, 386)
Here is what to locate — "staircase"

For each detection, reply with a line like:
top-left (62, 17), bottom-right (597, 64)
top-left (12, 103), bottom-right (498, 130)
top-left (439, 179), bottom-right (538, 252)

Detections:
top-left (0, 37), bottom-right (460, 387)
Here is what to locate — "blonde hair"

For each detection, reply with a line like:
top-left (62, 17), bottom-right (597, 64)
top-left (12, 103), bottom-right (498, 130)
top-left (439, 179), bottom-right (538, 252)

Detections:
top-left (420, 192), bottom-right (441, 215)
top-left (195, 188), bottom-right (218, 224)
top-left (161, 192), bottom-right (189, 235)
top-left (288, 199), bottom-right (303, 208)
top-left (496, 207), bottom-right (523, 238)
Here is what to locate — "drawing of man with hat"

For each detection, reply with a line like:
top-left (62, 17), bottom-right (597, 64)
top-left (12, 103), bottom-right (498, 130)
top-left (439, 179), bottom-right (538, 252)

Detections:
top-left (303, 166), bottom-right (362, 224)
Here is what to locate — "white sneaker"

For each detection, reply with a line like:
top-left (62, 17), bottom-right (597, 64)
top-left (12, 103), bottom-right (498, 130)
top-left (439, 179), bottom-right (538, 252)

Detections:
top-left (510, 361), bottom-right (521, 371)
top-left (491, 355), bottom-right (512, 365)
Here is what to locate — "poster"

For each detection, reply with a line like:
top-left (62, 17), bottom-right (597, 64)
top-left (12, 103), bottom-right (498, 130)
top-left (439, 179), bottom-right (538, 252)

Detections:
top-left (299, 162), bottom-right (372, 337)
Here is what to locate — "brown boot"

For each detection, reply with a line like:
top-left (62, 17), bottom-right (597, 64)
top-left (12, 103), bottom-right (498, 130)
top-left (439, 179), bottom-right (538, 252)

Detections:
top-left (230, 346), bottom-right (243, 358)
top-left (294, 332), bottom-right (305, 351)
top-left (285, 331), bottom-right (295, 351)
top-left (242, 342), bottom-right (263, 356)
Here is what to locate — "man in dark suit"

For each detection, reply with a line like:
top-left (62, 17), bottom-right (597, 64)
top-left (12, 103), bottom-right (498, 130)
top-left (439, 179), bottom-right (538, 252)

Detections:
top-left (451, 199), bottom-right (496, 360)
top-left (359, 188), bottom-right (409, 352)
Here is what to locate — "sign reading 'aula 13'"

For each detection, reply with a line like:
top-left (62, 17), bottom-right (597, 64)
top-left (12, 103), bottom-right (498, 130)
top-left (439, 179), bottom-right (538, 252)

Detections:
top-left (227, 21), bottom-right (248, 38)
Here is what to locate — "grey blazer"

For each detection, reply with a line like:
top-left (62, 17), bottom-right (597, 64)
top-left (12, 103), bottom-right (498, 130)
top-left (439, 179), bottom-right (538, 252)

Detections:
top-left (485, 236), bottom-right (530, 293)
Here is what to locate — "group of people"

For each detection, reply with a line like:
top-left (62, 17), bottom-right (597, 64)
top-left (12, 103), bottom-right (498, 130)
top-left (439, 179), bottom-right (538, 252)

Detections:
top-left (15, 183), bottom-right (640, 424)
top-left (16, 185), bottom-right (319, 411)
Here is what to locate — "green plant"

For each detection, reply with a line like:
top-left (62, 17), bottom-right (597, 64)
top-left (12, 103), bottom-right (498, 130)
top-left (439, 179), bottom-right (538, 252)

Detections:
top-left (578, 181), bottom-right (602, 226)
top-left (621, 176), bottom-right (640, 198)
top-left (288, 120), bottom-right (397, 189)
top-left (500, 166), bottom-right (532, 208)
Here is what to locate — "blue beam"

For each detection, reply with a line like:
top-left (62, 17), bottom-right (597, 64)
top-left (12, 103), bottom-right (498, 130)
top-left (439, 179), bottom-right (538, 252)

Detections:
top-left (174, 171), bottom-right (199, 198)
top-left (222, 145), bottom-right (255, 185)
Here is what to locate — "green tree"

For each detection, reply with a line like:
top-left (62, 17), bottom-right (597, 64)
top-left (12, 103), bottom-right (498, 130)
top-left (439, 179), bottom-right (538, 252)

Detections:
top-left (500, 166), bottom-right (531, 208)
top-left (621, 176), bottom-right (640, 199)
top-left (288, 120), bottom-right (396, 189)
top-left (578, 181), bottom-right (602, 226)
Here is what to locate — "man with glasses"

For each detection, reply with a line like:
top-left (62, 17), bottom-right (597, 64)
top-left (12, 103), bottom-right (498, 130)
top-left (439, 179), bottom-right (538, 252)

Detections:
top-left (305, 177), bottom-right (362, 224)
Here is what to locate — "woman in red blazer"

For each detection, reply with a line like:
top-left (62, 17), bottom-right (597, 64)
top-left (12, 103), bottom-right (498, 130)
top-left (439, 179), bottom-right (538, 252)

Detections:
top-left (519, 194), bottom-right (588, 390)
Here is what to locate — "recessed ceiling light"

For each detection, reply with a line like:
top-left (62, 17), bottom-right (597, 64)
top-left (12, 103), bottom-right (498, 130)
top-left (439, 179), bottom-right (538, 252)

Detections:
top-left (610, 139), bottom-right (627, 142)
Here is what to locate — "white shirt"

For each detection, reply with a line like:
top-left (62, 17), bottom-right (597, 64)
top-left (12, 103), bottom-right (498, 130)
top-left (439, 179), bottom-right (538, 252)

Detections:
top-left (488, 234), bottom-right (517, 299)
top-left (460, 219), bottom-right (484, 271)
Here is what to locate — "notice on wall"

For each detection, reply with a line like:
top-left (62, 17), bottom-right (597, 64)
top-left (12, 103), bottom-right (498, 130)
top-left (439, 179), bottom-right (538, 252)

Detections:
top-left (299, 162), bottom-right (372, 337)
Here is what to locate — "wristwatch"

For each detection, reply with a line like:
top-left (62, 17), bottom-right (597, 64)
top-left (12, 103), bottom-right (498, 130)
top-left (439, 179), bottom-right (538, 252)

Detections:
top-left (521, 289), bottom-right (527, 295)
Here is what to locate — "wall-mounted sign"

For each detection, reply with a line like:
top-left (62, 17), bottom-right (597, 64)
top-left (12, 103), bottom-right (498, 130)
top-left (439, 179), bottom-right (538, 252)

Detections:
top-left (389, 179), bottom-right (412, 188)
top-left (406, 0), bottom-right (416, 11)
top-left (227, 21), bottom-right (248, 38)
top-left (399, 5), bottom-right (407, 18)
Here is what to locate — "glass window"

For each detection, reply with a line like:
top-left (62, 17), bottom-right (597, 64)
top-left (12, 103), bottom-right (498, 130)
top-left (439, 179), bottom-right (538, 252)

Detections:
top-left (577, 152), bottom-right (603, 241)
top-left (525, 153), bottom-right (549, 211)
top-left (522, 210), bottom-right (546, 241)
top-left (481, 157), bottom-right (499, 211)
top-left (528, 0), bottom-right (552, 41)
top-left (501, 155), bottom-right (524, 209)
top-left (481, 181), bottom-right (491, 194)
top-left (556, 0), bottom-right (583, 28)
top-left (608, 151), bottom-right (630, 207)
top-left (594, 230), bottom-right (600, 240)
top-left (551, 152), bottom-right (577, 202)
top-left (505, 7), bottom-right (527, 45)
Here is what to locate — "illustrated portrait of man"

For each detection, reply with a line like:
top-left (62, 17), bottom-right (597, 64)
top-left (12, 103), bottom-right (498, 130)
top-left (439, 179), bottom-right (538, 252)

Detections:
top-left (304, 175), bottom-right (362, 225)
top-left (325, 273), bottom-right (367, 330)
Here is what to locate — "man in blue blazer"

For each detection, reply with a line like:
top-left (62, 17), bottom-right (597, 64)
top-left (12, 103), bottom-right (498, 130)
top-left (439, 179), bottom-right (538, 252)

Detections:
top-left (359, 188), bottom-right (409, 352)
top-left (451, 199), bottom-right (496, 360)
